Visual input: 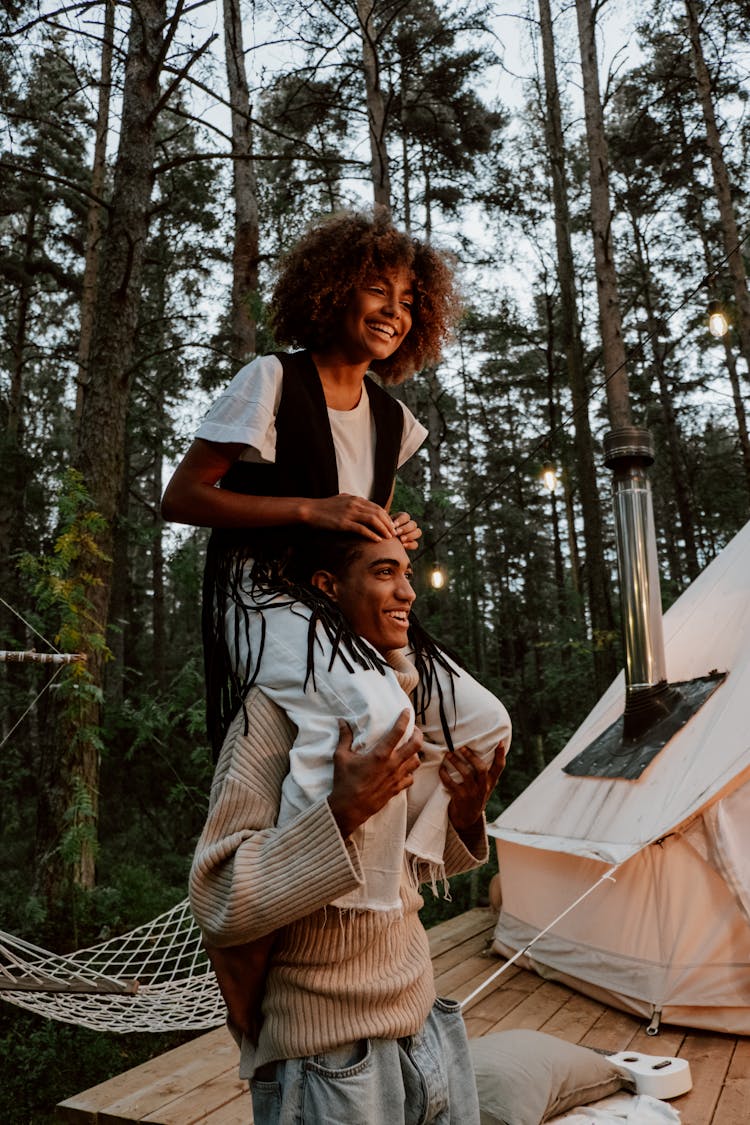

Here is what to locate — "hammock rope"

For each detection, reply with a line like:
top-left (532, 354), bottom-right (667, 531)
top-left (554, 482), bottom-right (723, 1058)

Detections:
top-left (0, 899), bottom-right (224, 1033)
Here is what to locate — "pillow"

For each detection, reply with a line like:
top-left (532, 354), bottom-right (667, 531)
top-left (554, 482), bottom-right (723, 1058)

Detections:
top-left (469, 1029), bottom-right (631, 1125)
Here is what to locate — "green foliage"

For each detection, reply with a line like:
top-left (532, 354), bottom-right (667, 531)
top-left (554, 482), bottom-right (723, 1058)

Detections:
top-left (0, 1005), bottom-right (198, 1125)
top-left (10, 470), bottom-right (111, 915)
top-left (19, 469), bottom-right (110, 658)
top-left (60, 777), bottom-right (99, 868)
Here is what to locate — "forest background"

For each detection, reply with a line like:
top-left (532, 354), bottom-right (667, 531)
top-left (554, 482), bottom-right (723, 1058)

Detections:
top-left (1, 0), bottom-right (750, 1118)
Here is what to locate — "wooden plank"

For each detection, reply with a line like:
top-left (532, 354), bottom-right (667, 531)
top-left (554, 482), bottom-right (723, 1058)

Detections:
top-left (199, 1097), bottom-right (254, 1125)
top-left (140, 1066), bottom-right (248, 1125)
top-left (480, 978), bottom-right (571, 1034)
top-left (711, 1038), bottom-right (750, 1125)
top-left (538, 990), bottom-right (607, 1045)
top-left (578, 1005), bottom-right (642, 1053)
top-left (463, 965), bottom-right (557, 1038)
top-left (426, 908), bottom-right (495, 958)
top-left (56, 906), bottom-right (750, 1125)
top-left (661, 1031), bottom-right (734, 1125)
top-left (430, 928), bottom-right (496, 976)
top-left (435, 953), bottom-right (495, 996)
top-left (623, 1024), bottom-right (686, 1058)
top-left (97, 1051), bottom-right (239, 1125)
top-left (57, 1029), bottom-right (231, 1122)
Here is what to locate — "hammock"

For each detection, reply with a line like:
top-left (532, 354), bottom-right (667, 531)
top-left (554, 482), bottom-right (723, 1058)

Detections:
top-left (0, 611), bottom-right (224, 1034)
top-left (0, 898), bottom-right (224, 1033)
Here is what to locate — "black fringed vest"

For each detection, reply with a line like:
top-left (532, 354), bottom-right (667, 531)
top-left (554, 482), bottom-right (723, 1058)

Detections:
top-left (202, 350), bottom-right (405, 755)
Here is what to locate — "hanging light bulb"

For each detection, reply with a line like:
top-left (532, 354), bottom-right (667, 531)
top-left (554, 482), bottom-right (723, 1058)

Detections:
top-left (707, 299), bottom-right (729, 338)
top-left (430, 564), bottom-right (446, 590)
top-left (541, 462), bottom-right (558, 492)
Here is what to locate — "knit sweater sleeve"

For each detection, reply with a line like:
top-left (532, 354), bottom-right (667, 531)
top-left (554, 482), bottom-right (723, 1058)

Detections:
top-left (189, 687), bottom-right (364, 947)
top-left (444, 815), bottom-right (489, 875)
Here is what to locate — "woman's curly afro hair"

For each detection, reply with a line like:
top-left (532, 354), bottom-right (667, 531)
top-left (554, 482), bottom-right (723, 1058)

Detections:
top-left (270, 208), bottom-right (460, 384)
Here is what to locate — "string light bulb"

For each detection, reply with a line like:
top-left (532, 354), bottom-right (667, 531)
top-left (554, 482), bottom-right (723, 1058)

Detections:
top-left (430, 564), bottom-right (446, 590)
top-left (707, 300), bottom-right (729, 338)
top-left (541, 462), bottom-right (558, 492)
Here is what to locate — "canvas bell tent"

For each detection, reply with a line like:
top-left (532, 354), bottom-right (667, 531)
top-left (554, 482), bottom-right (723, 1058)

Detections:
top-left (489, 519), bottom-right (750, 1034)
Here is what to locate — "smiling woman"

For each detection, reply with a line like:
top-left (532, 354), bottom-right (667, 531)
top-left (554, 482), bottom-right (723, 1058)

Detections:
top-left (161, 207), bottom-right (459, 757)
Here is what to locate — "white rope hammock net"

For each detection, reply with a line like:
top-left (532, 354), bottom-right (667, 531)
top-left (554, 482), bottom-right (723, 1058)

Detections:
top-left (0, 897), bottom-right (225, 1033)
top-left (0, 614), bottom-right (225, 1034)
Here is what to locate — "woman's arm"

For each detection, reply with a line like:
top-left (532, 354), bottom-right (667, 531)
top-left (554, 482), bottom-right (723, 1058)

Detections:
top-left (162, 437), bottom-right (396, 539)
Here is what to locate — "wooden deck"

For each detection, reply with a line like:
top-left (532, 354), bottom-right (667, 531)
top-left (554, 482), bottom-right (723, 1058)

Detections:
top-left (57, 908), bottom-right (748, 1125)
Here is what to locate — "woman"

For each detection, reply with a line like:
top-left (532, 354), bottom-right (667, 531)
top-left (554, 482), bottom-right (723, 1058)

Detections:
top-left (161, 209), bottom-right (458, 757)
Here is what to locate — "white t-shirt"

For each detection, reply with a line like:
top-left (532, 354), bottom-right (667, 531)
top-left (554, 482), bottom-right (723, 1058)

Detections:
top-left (195, 354), bottom-right (427, 499)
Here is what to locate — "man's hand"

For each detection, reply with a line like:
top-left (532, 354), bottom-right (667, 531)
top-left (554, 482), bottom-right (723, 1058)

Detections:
top-left (327, 710), bottom-right (423, 840)
top-left (440, 742), bottom-right (506, 833)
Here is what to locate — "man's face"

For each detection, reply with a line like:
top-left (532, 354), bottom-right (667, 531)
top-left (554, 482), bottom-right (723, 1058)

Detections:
top-left (316, 537), bottom-right (416, 654)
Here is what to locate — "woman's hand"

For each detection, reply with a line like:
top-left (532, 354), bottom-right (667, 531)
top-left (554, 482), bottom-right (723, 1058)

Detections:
top-left (305, 494), bottom-right (396, 541)
top-left (440, 742), bottom-right (506, 833)
top-left (327, 711), bottom-right (423, 840)
top-left (161, 441), bottom-right (396, 539)
top-left (391, 511), bottom-right (422, 550)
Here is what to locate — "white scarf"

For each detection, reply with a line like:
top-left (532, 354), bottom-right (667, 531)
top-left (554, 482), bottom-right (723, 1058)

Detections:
top-left (277, 649), bottom-right (456, 914)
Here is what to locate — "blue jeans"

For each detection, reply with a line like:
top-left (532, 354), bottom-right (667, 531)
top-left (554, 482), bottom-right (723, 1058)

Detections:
top-left (251, 997), bottom-right (480, 1125)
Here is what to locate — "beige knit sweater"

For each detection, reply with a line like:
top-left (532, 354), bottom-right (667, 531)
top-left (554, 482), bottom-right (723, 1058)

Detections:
top-left (189, 685), bottom-right (488, 1075)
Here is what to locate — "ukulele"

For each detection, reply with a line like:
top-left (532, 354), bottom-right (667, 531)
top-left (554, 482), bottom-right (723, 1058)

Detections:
top-left (608, 1050), bottom-right (692, 1099)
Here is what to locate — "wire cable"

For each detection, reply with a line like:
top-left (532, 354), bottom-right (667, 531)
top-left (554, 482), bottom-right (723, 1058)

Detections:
top-left (0, 663), bottom-right (66, 751)
top-left (0, 594), bottom-right (61, 655)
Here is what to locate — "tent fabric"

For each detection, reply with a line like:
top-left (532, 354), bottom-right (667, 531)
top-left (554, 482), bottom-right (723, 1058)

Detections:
top-left (489, 521), bottom-right (750, 1033)
top-left (489, 519), bottom-right (750, 863)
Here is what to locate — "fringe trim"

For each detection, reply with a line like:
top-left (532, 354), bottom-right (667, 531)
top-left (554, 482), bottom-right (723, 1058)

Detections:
top-left (407, 855), bottom-right (451, 901)
top-left (331, 902), bottom-right (405, 923)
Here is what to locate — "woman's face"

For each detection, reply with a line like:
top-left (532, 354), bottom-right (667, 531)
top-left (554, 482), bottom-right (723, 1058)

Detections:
top-left (338, 267), bottom-right (414, 365)
top-left (314, 537), bottom-right (416, 654)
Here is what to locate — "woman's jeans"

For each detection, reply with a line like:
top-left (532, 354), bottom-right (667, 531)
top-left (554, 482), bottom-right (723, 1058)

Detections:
top-left (250, 997), bottom-right (480, 1125)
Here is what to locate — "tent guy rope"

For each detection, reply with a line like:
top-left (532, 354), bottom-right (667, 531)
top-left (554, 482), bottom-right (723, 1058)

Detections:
top-left (460, 864), bottom-right (620, 1010)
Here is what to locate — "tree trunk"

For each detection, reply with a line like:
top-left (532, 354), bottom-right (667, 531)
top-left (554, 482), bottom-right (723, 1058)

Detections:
top-left (75, 0), bottom-right (115, 421)
top-left (721, 334), bottom-right (750, 502)
top-left (106, 437), bottom-right (131, 712)
top-left (627, 204), bottom-right (700, 579)
top-left (0, 205), bottom-right (34, 760)
top-left (574, 0), bottom-right (632, 430)
top-left (685, 0), bottom-right (750, 373)
top-left (357, 0), bottom-right (391, 209)
top-left (399, 57), bottom-right (411, 233)
top-left (561, 471), bottom-right (582, 597)
top-left (223, 0), bottom-right (259, 363)
top-left (538, 0), bottom-right (616, 687)
top-left (424, 365), bottom-right (446, 548)
top-left (540, 288), bottom-right (567, 617)
top-left (460, 350), bottom-right (486, 677)
top-left (152, 386), bottom-right (166, 692)
top-left (39, 0), bottom-right (166, 901)
top-left (421, 144), bottom-right (432, 240)
top-left (0, 205), bottom-right (34, 612)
